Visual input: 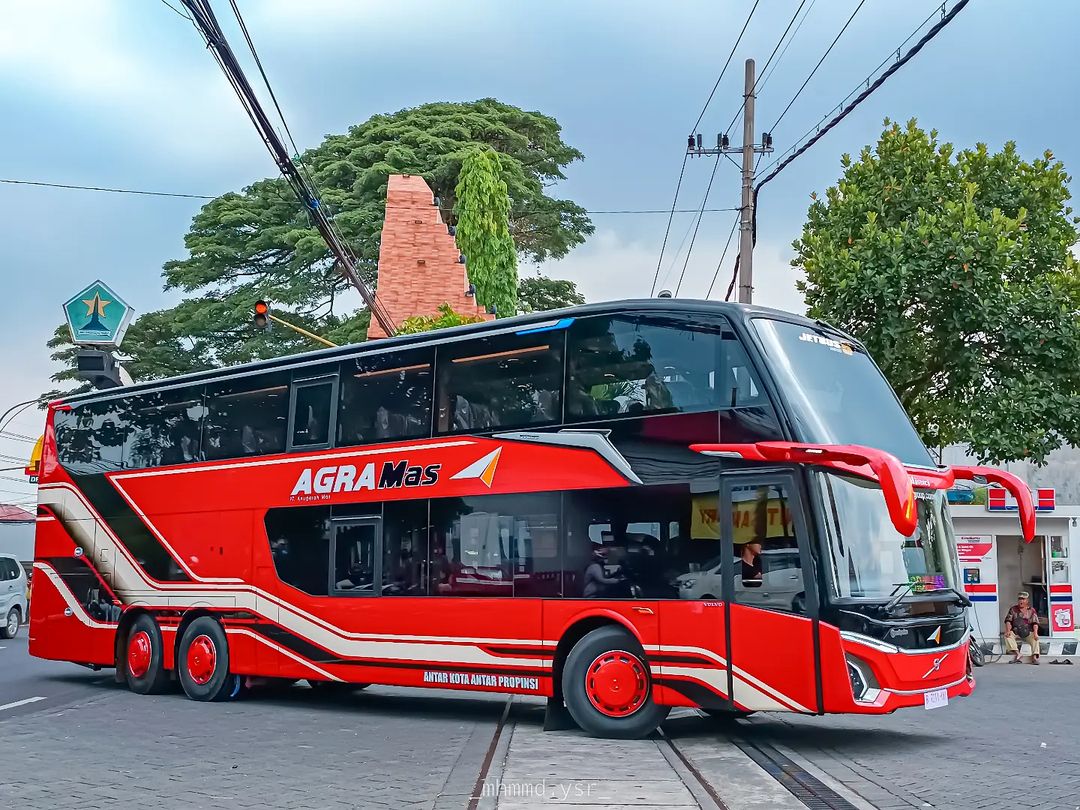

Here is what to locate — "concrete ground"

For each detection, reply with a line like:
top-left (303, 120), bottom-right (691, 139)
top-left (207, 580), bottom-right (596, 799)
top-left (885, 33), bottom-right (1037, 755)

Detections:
top-left (2, 633), bottom-right (1077, 809)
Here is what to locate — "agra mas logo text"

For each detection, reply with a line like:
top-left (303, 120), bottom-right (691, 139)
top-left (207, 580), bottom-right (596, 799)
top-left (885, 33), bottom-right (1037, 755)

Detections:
top-left (290, 460), bottom-right (440, 501)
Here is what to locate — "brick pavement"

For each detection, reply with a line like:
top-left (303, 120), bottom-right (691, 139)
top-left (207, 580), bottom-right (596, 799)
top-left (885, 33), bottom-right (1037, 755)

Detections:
top-left (0, 682), bottom-right (503, 810)
top-left (732, 663), bottom-right (1080, 810)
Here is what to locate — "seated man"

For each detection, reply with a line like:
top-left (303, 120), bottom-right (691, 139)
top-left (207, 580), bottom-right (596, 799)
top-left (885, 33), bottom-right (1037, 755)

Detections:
top-left (1004, 591), bottom-right (1040, 664)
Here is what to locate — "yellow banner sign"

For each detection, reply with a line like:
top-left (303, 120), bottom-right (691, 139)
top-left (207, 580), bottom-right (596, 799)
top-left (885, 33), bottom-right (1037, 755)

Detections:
top-left (691, 493), bottom-right (794, 544)
top-left (25, 435), bottom-right (43, 482)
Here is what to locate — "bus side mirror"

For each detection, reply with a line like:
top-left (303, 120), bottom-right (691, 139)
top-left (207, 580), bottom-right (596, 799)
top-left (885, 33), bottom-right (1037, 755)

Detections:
top-left (952, 465), bottom-right (1035, 543)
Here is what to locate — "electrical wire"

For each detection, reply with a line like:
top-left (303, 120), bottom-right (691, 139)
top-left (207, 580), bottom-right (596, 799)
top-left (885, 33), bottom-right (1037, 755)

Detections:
top-left (757, 0), bottom-right (969, 191)
top-left (0, 178), bottom-right (214, 199)
top-left (674, 153), bottom-right (723, 297)
top-left (723, 0), bottom-right (971, 301)
top-left (705, 215), bottom-right (741, 299)
top-left (769, 0), bottom-right (868, 133)
top-left (760, 1), bottom-right (950, 175)
top-left (651, 153), bottom-right (690, 296)
top-left (754, 0), bottom-right (819, 98)
top-left (689, 0), bottom-right (762, 136)
top-left (0, 178), bottom-right (736, 216)
top-left (724, 0), bottom-right (811, 136)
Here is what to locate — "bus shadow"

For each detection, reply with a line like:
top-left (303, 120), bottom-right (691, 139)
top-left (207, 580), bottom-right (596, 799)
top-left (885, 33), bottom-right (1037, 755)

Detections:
top-left (662, 712), bottom-right (941, 752)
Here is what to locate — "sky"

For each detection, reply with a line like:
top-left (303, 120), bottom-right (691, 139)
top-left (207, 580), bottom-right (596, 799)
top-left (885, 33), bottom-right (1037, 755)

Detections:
top-left (1, 0), bottom-right (1078, 504)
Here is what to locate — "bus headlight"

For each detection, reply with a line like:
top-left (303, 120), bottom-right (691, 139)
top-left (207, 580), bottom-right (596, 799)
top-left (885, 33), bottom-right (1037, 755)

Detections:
top-left (845, 654), bottom-right (879, 702)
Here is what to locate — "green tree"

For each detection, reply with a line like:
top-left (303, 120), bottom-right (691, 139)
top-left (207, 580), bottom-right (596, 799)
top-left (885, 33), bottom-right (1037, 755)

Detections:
top-left (518, 274), bottom-right (585, 313)
top-left (794, 119), bottom-right (1080, 464)
top-left (47, 99), bottom-right (592, 390)
top-left (397, 303), bottom-right (486, 335)
top-left (455, 148), bottom-right (518, 316)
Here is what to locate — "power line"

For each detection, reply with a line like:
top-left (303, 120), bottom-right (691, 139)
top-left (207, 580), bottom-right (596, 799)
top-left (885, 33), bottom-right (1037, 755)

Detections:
top-left (754, 0), bottom-right (819, 98)
top-left (705, 215), bottom-right (741, 299)
top-left (689, 0), bottom-right (762, 135)
top-left (723, 0), bottom-right (971, 300)
top-left (0, 178), bottom-right (214, 200)
top-left (0, 432), bottom-right (35, 444)
top-left (769, 0), bottom-right (868, 133)
top-left (0, 178), bottom-right (736, 217)
top-left (651, 153), bottom-right (690, 297)
top-left (760, 2), bottom-right (951, 175)
top-left (724, 0), bottom-right (811, 136)
top-left (674, 153), bottom-right (722, 297)
top-left (757, 0), bottom-right (969, 191)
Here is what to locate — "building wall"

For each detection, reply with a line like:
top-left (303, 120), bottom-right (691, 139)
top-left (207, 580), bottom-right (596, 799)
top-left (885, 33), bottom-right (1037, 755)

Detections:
top-left (942, 444), bottom-right (1080, 504)
top-left (0, 521), bottom-right (34, 563)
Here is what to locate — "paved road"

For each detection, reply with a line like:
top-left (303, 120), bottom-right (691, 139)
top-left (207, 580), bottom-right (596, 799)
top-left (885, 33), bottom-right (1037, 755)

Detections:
top-left (3, 633), bottom-right (1078, 809)
top-left (667, 661), bottom-right (1080, 810)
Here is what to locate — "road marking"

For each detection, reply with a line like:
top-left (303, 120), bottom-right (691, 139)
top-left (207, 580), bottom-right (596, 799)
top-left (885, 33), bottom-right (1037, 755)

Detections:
top-left (0, 696), bottom-right (46, 712)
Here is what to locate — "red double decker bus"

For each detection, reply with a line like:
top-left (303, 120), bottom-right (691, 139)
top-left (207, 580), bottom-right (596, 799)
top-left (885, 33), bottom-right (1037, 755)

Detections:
top-left (30, 300), bottom-right (1033, 738)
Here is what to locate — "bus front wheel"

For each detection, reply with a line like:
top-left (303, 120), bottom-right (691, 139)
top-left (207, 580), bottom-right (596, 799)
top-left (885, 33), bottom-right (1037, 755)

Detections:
top-left (123, 613), bottom-right (170, 695)
top-left (562, 626), bottom-right (669, 739)
top-left (178, 617), bottom-right (242, 702)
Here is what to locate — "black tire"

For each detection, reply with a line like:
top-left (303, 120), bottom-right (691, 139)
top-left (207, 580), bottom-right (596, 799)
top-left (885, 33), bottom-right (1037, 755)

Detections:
top-left (1, 607), bottom-right (19, 639)
top-left (703, 708), bottom-right (753, 721)
top-left (123, 613), bottom-right (171, 695)
top-left (561, 626), bottom-right (669, 739)
top-left (177, 617), bottom-right (242, 702)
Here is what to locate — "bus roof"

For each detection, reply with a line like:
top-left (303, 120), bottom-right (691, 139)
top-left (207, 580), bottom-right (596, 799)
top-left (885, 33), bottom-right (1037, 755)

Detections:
top-left (54, 298), bottom-right (843, 407)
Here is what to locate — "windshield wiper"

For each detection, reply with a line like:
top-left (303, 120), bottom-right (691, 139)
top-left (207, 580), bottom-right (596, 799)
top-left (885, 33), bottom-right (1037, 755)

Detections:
top-left (925, 586), bottom-right (972, 607)
top-left (885, 582), bottom-right (971, 613)
top-left (884, 582), bottom-right (916, 613)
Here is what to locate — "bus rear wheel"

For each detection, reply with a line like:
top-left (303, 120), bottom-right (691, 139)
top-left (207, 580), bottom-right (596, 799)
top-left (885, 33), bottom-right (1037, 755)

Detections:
top-left (178, 617), bottom-right (242, 702)
top-left (124, 614), bottom-right (170, 695)
top-left (562, 626), bottom-right (669, 739)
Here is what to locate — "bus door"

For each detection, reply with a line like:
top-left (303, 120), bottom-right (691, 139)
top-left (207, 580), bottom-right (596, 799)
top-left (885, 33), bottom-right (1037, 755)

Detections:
top-left (723, 472), bottom-right (820, 714)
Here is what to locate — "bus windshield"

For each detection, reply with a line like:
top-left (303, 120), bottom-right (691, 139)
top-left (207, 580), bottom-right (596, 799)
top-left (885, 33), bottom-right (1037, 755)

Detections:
top-left (752, 318), bottom-right (933, 467)
top-left (817, 472), bottom-right (958, 599)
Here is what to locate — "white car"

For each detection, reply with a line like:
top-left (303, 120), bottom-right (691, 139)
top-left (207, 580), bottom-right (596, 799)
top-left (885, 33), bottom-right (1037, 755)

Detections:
top-left (676, 549), bottom-right (804, 611)
top-left (0, 553), bottom-right (28, 639)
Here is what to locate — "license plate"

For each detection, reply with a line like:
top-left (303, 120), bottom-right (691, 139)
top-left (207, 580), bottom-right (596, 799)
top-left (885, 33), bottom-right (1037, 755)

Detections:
top-left (923, 688), bottom-right (948, 710)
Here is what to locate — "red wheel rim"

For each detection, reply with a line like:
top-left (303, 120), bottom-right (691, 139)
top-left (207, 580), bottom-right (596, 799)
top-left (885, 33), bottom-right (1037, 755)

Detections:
top-left (186, 634), bottom-right (217, 685)
top-left (585, 650), bottom-right (648, 717)
top-left (127, 630), bottom-right (152, 679)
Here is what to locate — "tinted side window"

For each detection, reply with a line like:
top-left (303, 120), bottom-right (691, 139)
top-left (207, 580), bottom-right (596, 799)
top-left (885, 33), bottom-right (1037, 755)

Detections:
top-left (125, 387), bottom-right (206, 469)
top-left (290, 378), bottom-right (335, 448)
top-left (564, 484), bottom-right (722, 600)
top-left (729, 482), bottom-right (805, 614)
top-left (429, 493), bottom-right (561, 597)
top-left (54, 399), bottom-right (128, 472)
top-left (382, 500), bottom-right (429, 596)
top-left (435, 334), bottom-right (563, 434)
top-left (718, 330), bottom-right (783, 442)
top-left (566, 316), bottom-right (722, 421)
top-left (205, 373), bottom-right (290, 460)
top-left (0, 558), bottom-right (15, 580)
top-left (338, 349), bottom-right (433, 446)
top-left (265, 506), bottom-right (331, 596)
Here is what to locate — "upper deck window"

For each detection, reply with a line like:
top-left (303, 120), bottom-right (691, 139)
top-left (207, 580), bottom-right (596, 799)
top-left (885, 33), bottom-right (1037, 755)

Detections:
top-left (565, 316), bottom-right (724, 421)
top-left (338, 349), bottom-right (434, 447)
top-left (54, 399), bottom-right (128, 473)
top-left (204, 372), bottom-right (290, 460)
top-left (435, 333), bottom-right (563, 434)
top-left (752, 318), bottom-right (933, 467)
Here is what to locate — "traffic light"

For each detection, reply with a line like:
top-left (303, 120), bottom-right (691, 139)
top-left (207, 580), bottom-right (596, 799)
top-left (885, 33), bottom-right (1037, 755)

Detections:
top-left (254, 300), bottom-right (270, 330)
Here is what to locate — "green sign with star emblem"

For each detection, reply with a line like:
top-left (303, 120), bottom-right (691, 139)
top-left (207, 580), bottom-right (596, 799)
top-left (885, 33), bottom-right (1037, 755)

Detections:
top-left (63, 280), bottom-right (134, 348)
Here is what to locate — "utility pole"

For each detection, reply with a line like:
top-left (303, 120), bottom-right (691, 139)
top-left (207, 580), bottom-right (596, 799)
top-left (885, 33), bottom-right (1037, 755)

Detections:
top-left (687, 58), bottom-right (772, 303)
top-left (738, 59), bottom-right (756, 305)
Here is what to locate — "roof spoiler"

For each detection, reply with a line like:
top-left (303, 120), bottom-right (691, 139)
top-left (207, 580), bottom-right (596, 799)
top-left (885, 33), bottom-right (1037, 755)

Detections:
top-left (690, 442), bottom-right (1035, 542)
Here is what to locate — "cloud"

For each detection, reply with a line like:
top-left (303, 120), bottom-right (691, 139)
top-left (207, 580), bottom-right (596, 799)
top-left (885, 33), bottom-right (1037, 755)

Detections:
top-left (0, 1), bottom-right (265, 172)
top-left (534, 227), bottom-right (806, 314)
